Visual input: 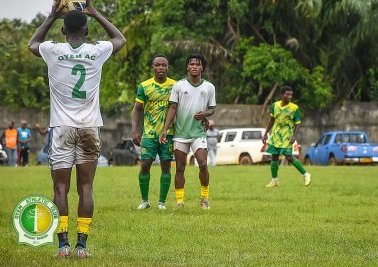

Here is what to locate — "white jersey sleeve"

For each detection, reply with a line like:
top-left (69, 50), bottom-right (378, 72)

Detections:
top-left (169, 82), bottom-right (180, 103)
top-left (207, 82), bottom-right (216, 108)
top-left (39, 41), bottom-right (113, 128)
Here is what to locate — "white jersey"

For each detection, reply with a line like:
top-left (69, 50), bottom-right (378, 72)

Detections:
top-left (39, 41), bottom-right (113, 127)
top-left (169, 79), bottom-right (216, 139)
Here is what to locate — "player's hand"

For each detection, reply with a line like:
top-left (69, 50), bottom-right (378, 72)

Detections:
top-left (159, 132), bottom-right (167, 144)
top-left (132, 131), bottom-right (141, 147)
top-left (203, 118), bottom-right (210, 131)
top-left (262, 133), bottom-right (268, 144)
top-left (86, 0), bottom-right (98, 17)
top-left (51, 0), bottom-right (64, 19)
top-left (194, 111), bottom-right (206, 120)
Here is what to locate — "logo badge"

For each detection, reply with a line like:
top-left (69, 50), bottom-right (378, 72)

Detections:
top-left (13, 195), bottom-right (59, 247)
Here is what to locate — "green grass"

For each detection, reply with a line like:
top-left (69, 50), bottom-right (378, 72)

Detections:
top-left (1, 165), bottom-right (377, 266)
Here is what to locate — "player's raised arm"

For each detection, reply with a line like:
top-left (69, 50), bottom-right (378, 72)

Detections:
top-left (86, 0), bottom-right (126, 54)
top-left (28, 0), bottom-right (64, 57)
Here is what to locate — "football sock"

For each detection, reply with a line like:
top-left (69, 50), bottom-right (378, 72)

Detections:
top-left (76, 233), bottom-right (88, 249)
top-left (138, 173), bottom-right (151, 201)
top-left (57, 232), bottom-right (69, 248)
top-left (175, 188), bottom-right (185, 203)
top-left (159, 173), bottom-right (171, 203)
top-left (292, 157), bottom-right (306, 175)
top-left (200, 185), bottom-right (209, 199)
top-left (77, 217), bottom-right (92, 235)
top-left (57, 215), bottom-right (69, 233)
top-left (270, 160), bottom-right (279, 178)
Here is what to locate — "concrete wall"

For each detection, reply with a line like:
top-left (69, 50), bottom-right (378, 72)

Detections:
top-left (1, 101), bottom-right (378, 158)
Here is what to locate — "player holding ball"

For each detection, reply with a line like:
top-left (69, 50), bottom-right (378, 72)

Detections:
top-left (28, 0), bottom-right (126, 258)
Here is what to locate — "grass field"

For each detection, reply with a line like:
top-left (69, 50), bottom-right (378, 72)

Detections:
top-left (1, 165), bottom-right (377, 266)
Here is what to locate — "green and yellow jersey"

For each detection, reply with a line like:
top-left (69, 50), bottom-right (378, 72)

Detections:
top-left (268, 100), bottom-right (301, 149)
top-left (135, 77), bottom-right (176, 138)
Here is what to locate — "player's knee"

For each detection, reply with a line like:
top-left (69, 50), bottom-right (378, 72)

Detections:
top-left (54, 184), bottom-right (69, 195)
top-left (159, 159), bottom-right (170, 173)
top-left (198, 162), bottom-right (208, 171)
top-left (176, 165), bottom-right (185, 174)
top-left (77, 183), bottom-right (93, 195)
top-left (140, 160), bottom-right (152, 173)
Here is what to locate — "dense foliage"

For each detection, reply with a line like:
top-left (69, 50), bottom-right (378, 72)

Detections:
top-left (1, 0), bottom-right (377, 114)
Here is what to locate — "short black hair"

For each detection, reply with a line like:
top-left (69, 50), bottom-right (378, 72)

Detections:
top-left (64, 10), bottom-right (87, 34)
top-left (151, 54), bottom-right (169, 66)
top-left (186, 54), bottom-right (207, 71)
top-left (280, 85), bottom-right (293, 95)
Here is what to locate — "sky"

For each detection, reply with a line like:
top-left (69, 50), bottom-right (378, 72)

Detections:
top-left (0, 0), bottom-right (53, 22)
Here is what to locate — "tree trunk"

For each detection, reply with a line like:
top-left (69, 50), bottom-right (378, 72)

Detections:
top-left (260, 83), bottom-right (278, 123)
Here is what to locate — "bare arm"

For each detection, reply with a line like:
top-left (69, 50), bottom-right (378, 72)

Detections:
top-left (290, 123), bottom-right (301, 144)
top-left (86, 0), bottom-right (126, 54)
top-left (262, 117), bottom-right (275, 144)
top-left (159, 103), bottom-right (178, 144)
top-left (131, 102), bottom-right (143, 146)
top-left (28, 0), bottom-right (63, 57)
top-left (193, 107), bottom-right (216, 120)
top-left (35, 124), bottom-right (49, 135)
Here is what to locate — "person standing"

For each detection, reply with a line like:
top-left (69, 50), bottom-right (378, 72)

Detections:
top-left (28, 0), bottom-right (126, 258)
top-left (206, 120), bottom-right (219, 166)
top-left (17, 120), bottom-right (31, 167)
top-left (160, 54), bottom-right (216, 210)
top-left (132, 55), bottom-right (176, 210)
top-left (262, 86), bottom-right (311, 187)
top-left (0, 120), bottom-right (18, 166)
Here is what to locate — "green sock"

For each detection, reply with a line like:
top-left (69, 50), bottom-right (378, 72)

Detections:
top-left (139, 173), bottom-right (150, 201)
top-left (292, 157), bottom-right (306, 175)
top-left (271, 160), bottom-right (279, 178)
top-left (159, 173), bottom-right (171, 203)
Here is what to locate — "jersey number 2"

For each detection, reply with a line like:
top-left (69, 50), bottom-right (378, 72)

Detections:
top-left (71, 64), bottom-right (86, 99)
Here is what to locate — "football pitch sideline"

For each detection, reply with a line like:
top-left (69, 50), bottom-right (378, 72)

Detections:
top-left (1, 166), bottom-right (377, 266)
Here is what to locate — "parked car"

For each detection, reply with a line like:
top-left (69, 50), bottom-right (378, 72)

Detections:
top-left (304, 131), bottom-right (378, 165)
top-left (37, 144), bottom-right (109, 167)
top-left (187, 128), bottom-right (270, 165)
top-left (0, 143), bottom-right (8, 165)
top-left (108, 138), bottom-right (141, 166)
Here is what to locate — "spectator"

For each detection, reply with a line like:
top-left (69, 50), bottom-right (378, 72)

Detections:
top-left (35, 123), bottom-right (51, 149)
top-left (206, 120), bottom-right (219, 166)
top-left (17, 120), bottom-right (31, 167)
top-left (0, 120), bottom-right (18, 166)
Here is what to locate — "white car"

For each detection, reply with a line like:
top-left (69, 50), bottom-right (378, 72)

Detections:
top-left (187, 128), bottom-right (269, 165)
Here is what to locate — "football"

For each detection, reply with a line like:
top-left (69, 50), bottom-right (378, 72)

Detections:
top-left (59, 0), bottom-right (87, 15)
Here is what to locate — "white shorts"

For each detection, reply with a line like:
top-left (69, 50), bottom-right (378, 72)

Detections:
top-left (173, 137), bottom-right (208, 154)
top-left (49, 126), bottom-right (101, 170)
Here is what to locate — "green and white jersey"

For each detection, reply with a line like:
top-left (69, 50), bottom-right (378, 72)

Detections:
top-left (39, 41), bottom-right (113, 127)
top-left (268, 100), bottom-right (301, 149)
top-left (135, 77), bottom-right (176, 138)
top-left (170, 79), bottom-right (216, 139)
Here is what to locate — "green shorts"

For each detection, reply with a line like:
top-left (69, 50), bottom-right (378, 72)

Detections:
top-left (140, 136), bottom-right (173, 161)
top-left (266, 144), bottom-right (292, 155)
